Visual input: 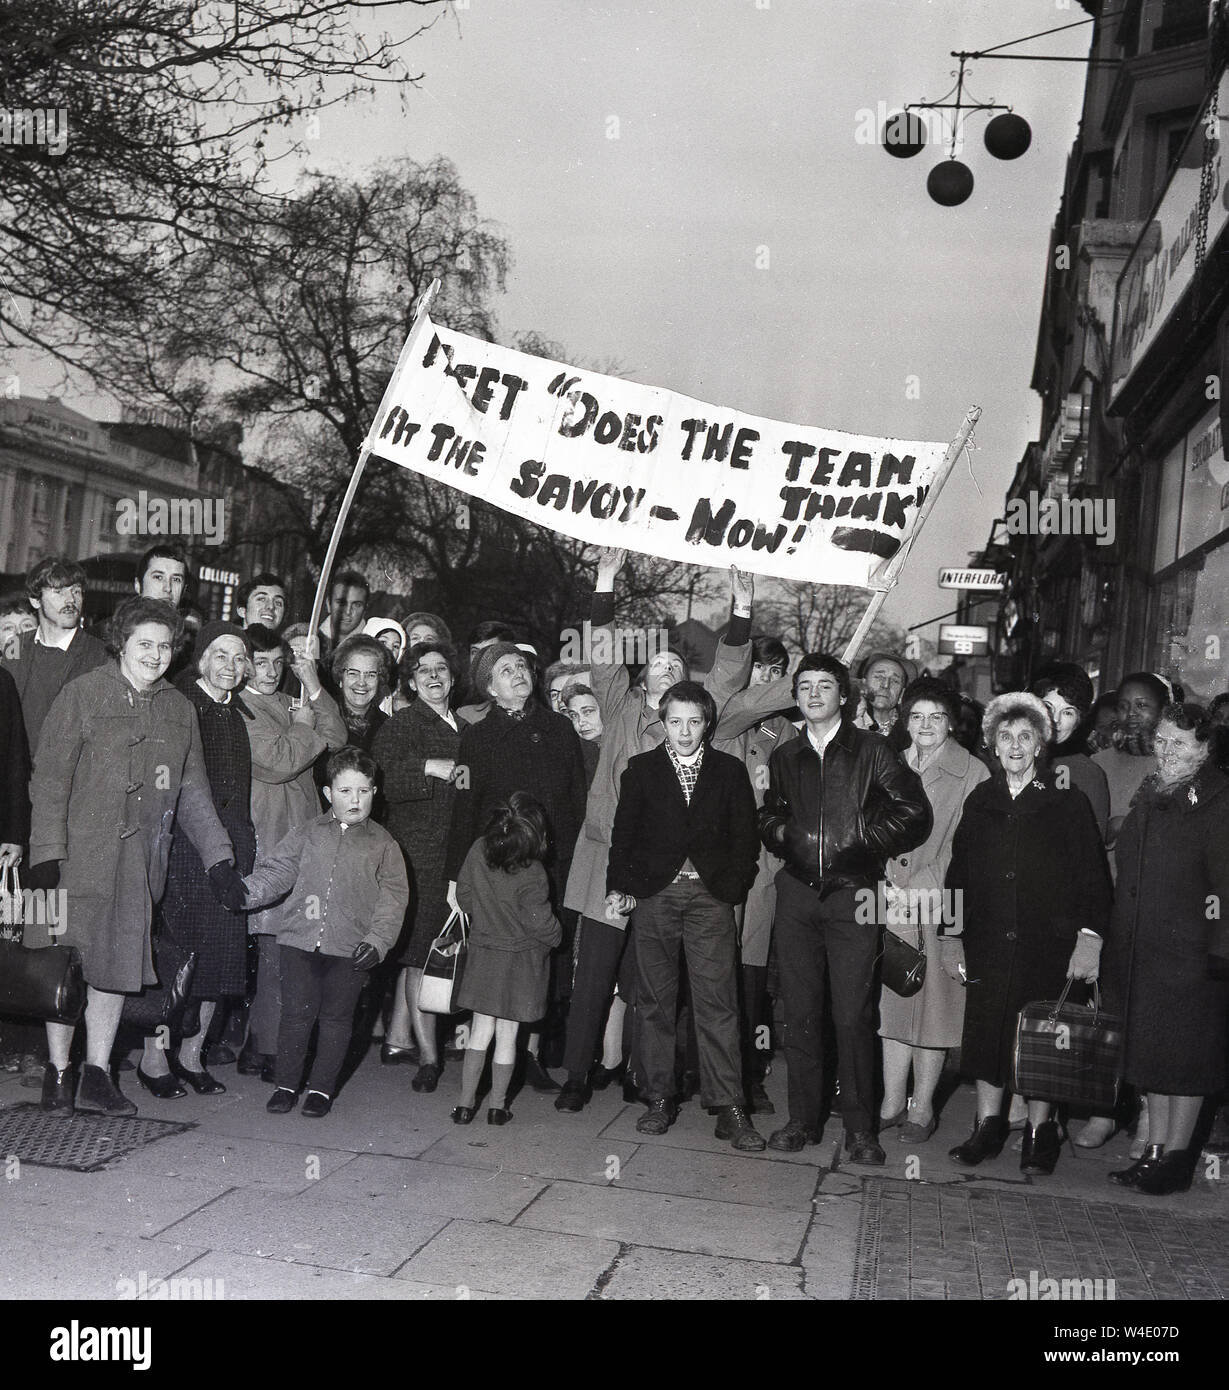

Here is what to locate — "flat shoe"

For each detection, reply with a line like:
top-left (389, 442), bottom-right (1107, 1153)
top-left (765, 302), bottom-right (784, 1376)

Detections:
top-left (899, 1116), bottom-right (936, 1142)
top-left (878, 1107), bottom-right (908, 1130)
top-left (381, 1044), bottom-right (417, 1065)
top-left (410, 1063), bottom-right (441, 1093)
top-left (1072, 1116), bottom-right (1116, 1149)
top-left (76, 1064), bottom-right (137, 1116)
top-left (266, 1087), bottom-right (297, 1114)
top-left (301, 1090), bottom-right (333, 1118)
top-left (487, 1107), bottom-right (512, 1125)
top-left (136, 1067), bottom-right (187, 1100)
top-left (170, 1059), bottom-right (226, 1094)
top-left (452, 1105), bottom-right (476, 1125)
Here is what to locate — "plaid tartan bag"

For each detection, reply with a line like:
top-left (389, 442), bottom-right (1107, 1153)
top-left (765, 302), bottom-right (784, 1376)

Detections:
top-left (1011, 978), bottom-right (1123, 1111)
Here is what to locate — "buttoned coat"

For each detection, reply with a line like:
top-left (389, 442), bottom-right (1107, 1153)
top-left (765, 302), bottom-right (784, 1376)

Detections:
top-left (1101, 763), bottom-right (1229, 1094)
top-left (26, 661), bottom-right (233, 992)
top-left (945, 771), bottom-right (1112, 1086)
top-left (372, 698), bottom-right (462, 965)
top-left (880, 736), bottom-right (989, 1048)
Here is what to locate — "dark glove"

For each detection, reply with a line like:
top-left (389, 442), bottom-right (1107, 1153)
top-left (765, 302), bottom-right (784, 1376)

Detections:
top-left (207, 861), bottom-right (246, 911)
top-left (1209, 954), bottom-right (1229, 982)
top-left (27, 861), bottom-right (60, 891)
top-left (352, 942), bottom-right (380, 972)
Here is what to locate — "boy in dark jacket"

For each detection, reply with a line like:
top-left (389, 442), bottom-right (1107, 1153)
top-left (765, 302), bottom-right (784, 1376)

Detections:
top-left (606, 681), bottom-right (763, 1151)
top-left (242, 746), bottom-right (408, 1117)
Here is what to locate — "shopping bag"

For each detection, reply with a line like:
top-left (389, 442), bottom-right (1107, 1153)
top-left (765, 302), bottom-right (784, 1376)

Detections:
top-left (416, 909), bottom-right (469, 1014)
top-left (1011, 978), bottom-right (1123, 1110)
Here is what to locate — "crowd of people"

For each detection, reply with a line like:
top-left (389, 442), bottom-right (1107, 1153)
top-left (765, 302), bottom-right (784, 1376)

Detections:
top-left (2, 543), bottom-right (1228, 1197)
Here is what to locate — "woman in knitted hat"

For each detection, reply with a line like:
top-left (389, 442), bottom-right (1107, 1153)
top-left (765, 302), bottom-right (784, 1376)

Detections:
top-left (944, 692), bottom-right (1112, 1177)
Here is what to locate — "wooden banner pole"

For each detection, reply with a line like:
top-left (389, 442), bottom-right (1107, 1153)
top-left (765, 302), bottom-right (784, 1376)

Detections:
top-left (840, 404), bottom-right (981, 669)
top-left (306, 278), bottom-right (441, 652)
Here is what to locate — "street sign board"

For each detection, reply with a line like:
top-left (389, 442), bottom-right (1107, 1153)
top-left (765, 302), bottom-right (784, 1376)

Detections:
top-left (938, 567), bottom-right (1006, 590)
top-left (938, 623), bottom-right (991, 656)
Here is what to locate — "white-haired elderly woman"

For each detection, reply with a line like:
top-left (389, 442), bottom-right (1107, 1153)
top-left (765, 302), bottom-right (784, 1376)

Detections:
top-left (944, 692), bottom-right (1112, 1176)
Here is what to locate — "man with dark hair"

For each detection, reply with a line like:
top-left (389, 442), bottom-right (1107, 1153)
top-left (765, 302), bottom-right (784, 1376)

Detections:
top-left (235, 572), bottom-right (288, 633)
top-left (759, 652), bottom-right (931, 1163)
top-left (1, 556), bottom-right (108, 757)
top-left (135, 544), bottom-right (189, 608)
top-left (317, 569), bottom-right (369, 657)
top-left (606, 679), bottom-right (763, 1149)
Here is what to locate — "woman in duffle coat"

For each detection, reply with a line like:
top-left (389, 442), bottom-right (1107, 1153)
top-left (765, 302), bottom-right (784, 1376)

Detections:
top-left (944, 692), bottom-right (1111, 1177)
top-left (26, 598), bottom-right (238, 1119)
top-left (1100, 702), bottom-right (1229, 1196)
top-left (240, 623), bottom-right (346, 1073)
top-left (878, 678), bottom-right (989, 1142)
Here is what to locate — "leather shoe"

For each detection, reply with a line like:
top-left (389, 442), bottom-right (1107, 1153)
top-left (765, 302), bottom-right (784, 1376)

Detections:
top-left (1020, 1119), bottom-right (1061, 1176)
top-left (487, 1107), bottom-right (512, 1125)
top-left (878, 1106), bottom-right (908, 1131)
top-left (301, 1090), bottom-right (333, 1118)
top-left (949, 1115), bottom-right (1009, 1167)
top-left (636, 1099), bottom-right (678, 1135)
top-left (622, 1078), bottom-right (641, 1104)
top-left (1135, 1148), bottom-right (1197, 1196)
top-left (749, 1081), bottom-right (776, 1115)
top-left (237, 1049), bottom-right (273, 1076)
top-left (381, 1044), bottom-right (417, 1065)
top-left (266, 1087), bottom-right (297, 1114)
top-left (845, 1130), bottom-right (886, 1166)
top-left (589, 1062), bottom-right (623, 1091)
top-left (524, 1056), bottom-right (561, 1092)
top-left (768, 1119), bottom-right (820, 1152)
top-left (451, 1105), bottom-right (476, 1125)
top-left (170, 1059), bottom-right (226, 1095)
top-left (715, 1104), bottom-right (766, 1151)
top-left (76, 1064), bottom-right (137, 1116)
top-left (554, 1080), bottom-right (587, 1113)
top-left (136, 1067), bottom-right (187, 1100)
top-left (40, 1063), bottom-right (74, 1118)
top-left (1109, 1145), bottom-right (1165, 1188)
top-left (203, 1042), bottom-right (235, 1067)
top-left (411, 1063), bottom-right (441, 1093)
top-left (899, 1115), bottom-right (937, 1143)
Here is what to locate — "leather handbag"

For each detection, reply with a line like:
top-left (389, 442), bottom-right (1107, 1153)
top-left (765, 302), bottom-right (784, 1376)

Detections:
top-left (878, 926), bottom-right (927, 998)
top-left (417, 909), bottom-right (469, 1014)
top-left (1011, 978), bottom-right (1123, 1111)
top-left (0, 866), bottom-right (85, 1023)
top-left (121, 925), bottom-right (199, 1033)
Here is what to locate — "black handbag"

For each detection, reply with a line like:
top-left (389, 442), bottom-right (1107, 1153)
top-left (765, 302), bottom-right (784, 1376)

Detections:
top-left (121, 927), bottom-right (198, 1033)
top-left (0, 940), bottom-right (86, 1023)
top-left (1011, 978), bottom-right (1123, 1111)
top-left (878, 927), bottom-right (927, 998)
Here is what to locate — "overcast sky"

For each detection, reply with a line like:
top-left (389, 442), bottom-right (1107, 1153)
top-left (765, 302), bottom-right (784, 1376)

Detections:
top-left (30, 0), bottom-right (1093, 639)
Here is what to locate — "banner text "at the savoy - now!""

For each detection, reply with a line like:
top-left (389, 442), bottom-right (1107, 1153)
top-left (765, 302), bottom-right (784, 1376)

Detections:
top-left (369, 317), bottom-right (951, 586)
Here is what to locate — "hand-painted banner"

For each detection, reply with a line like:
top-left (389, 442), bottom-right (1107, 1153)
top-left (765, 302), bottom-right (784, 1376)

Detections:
top-left (368, 315), bottom-right (951, 586)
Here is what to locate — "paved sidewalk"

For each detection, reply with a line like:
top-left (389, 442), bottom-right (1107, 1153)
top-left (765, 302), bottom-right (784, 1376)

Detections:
top-left (2, 1051), bottom-right (1226, 1301)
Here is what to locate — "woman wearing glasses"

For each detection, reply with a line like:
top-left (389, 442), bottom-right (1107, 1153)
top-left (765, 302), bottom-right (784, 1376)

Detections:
top-left (328, 634), bottom-right (390, 753)
top-left (878, 679), bottom-right (989, 1141)
top-left (372, 641), bottom-right (464, 1090)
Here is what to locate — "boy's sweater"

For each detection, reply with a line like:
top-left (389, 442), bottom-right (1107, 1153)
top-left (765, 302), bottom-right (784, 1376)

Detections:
top-left (242, 811), bottom-right (408, 960)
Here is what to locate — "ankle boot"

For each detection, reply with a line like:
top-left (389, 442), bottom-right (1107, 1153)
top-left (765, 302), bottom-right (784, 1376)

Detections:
top-left (40, 1063), bottom-right (74, 1118)
top-left (949, 1115), bottom-right (1009, 1166)
top-left (1109, 1143), bottom-right (1164, 1188)
top-left (1136, 1148), bottom-right (1198, 1196)
top-left (1020, 1119), bottom-right (1061, 1176)
top-left (76, 1063), bottom-right (137, 1116)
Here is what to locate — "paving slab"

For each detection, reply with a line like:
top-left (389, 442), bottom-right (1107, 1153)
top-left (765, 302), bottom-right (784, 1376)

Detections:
top-left (307, 1153), bottom-right (544, 1221)
top-left (419, 1127), bottom-right (638, 1185)
top-left (0, 1165), bottom-right (231, 1241)
top-left (0, 1218), bottom-right (209, 1300)
top-left (155, 1187), bottom-right (448, 1274)
top-left (110, 1131), bottom-right (358, 1193)
top-left (166, 1249), bottom-right (509, 1300)
top-left (396, 1218), bottom-right (620, 1299)
top-left (515, 1179), bottom-right (808, 1262)
top-left (596, 1245), bottom-right (810, 1300)
top-left (610, 1142), bottom-right (819, 1210)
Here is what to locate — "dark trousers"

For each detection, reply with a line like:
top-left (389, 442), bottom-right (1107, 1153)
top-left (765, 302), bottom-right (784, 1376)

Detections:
top-left (774, 873), bottom-right (876, 1133)
top-left (741, 962), bottom-right (770, 1087)
top-left (562, 916), bottom-right (636, 1082)
top-left (635, 879), bottom-right (742, 1109)
top-left (276, 945), bottom-right (366, 1096)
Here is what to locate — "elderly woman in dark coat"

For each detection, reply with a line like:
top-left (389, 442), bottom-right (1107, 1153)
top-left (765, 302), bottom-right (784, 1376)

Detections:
top-left (945, 692), bottom-right (1112, 1176)
top-left (135, 620), bottom-right (258, 1099)
top-left (1100, 703), bottom-right (1229, 1195)
top-left (25, 598), bottom-right (242, 1118)
top-left (371, 639), bottom-right (463, 1091)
